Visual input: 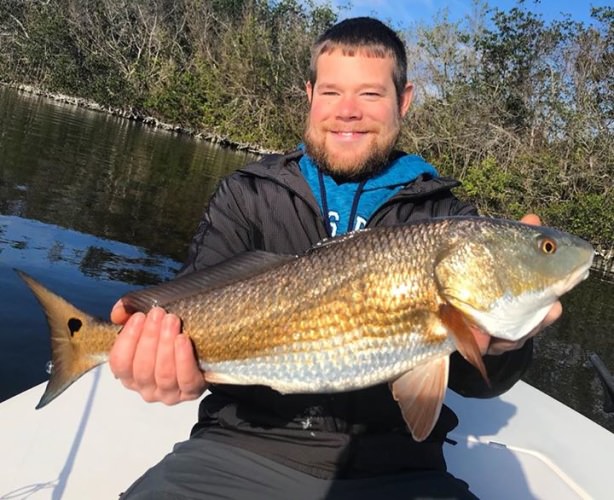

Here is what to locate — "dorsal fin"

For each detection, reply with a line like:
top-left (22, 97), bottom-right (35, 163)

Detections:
top-left (307, 228), bottom-right (372, 253)
top-left (121, 251), bottom-right (296, 312)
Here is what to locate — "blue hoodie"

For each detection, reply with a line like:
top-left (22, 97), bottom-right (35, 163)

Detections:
top-left (299, 151), bottom-right (438, 236)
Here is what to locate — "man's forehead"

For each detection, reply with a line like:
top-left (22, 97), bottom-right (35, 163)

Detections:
top-left (317, 43), bottom-right (392, 60)
top-left (310, 45), bottom-right (400, 92)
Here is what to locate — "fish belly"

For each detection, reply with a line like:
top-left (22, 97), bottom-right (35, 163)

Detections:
top-left (201, 331), bottom-right (455, 393)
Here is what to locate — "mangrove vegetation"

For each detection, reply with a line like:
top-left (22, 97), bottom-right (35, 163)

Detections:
top-left (0, 0), bottom-right (612, 250)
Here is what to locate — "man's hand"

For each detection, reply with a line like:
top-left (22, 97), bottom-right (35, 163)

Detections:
top-left (472, 213), bottom-right (563, 355)
top-left (109, 301), bottom-right (208, 404)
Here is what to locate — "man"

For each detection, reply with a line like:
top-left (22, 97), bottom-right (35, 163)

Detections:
top-left (111, 17), bottom-right (560, 499)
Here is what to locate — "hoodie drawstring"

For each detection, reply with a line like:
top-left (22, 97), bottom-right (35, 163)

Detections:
top-left (318, 169), bottom-right (367, 237)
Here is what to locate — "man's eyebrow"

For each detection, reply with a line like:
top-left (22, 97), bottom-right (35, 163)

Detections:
top-left (316, 83), bottom-right (388, 91)
top-left (358, 83), bottom-right (387, 92)
top-left (315, 83), bottom-right (339, 90)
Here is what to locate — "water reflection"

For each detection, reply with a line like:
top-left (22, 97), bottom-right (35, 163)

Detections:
top-left (0, 85), bottom-right (256, 262)
top-left (0, 214), bottom-right (180, 401)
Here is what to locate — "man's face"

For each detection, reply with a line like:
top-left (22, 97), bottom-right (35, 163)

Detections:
top-left (304, 50), bottom-right (413, 180)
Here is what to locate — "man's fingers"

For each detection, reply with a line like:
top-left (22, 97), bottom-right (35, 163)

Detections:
top-left (110, 299), bottom-right (131, 325)
top-left (175, 334), bottom-right (208, 399)
top-left (109, 304), bottom-right (206, 404)
top-left (525, 301), bottom-right (562, 338)
top-left (131, 307), bottom-right (165, 393)
top-left (154, 314), bottom-right (182, 393)
top-left (109, 312), bottom-right (145, 384)
top-left (487, 337), bottom-right (528, 356)
top-left (520, 213), bottom-right (541, 226)
top-left (541, 300), bottom-right (562, 329)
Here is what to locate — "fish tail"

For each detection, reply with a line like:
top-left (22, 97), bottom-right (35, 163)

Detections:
top-left (17, 271), bottom-right (111, 409)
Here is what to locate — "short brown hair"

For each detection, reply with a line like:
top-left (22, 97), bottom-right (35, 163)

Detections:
top-left (309, 17), bottom-right (408, 103)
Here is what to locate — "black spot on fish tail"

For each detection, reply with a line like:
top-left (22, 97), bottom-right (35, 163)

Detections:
top-left (68, 318), bottom-right (82, 337)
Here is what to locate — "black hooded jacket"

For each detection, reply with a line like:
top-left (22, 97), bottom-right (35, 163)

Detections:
top-left (179, 150), bottom-right (532, 479)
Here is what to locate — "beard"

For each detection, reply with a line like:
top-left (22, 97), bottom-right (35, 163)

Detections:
top-left (303, 119), bottom-right (401, 183)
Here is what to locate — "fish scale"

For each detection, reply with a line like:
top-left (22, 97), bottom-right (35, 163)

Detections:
top-left (184, 229), bottom-right (437, 359)
top-left (18, 216), bottom-right (594, 440)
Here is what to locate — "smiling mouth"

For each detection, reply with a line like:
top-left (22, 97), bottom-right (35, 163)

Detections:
top-left (331, 131), bottom-right (368, 138)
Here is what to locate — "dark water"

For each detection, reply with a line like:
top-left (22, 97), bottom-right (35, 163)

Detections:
top-left (0, 86), bottom-right (612, 433)
top-left (524, 272), bottom-right (614, 432)
top-left (0, 85), bottom-right (256, 400)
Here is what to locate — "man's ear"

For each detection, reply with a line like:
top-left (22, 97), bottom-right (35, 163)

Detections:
top-left (399, 82), bottom-right (414, 117)
top-left (306, 81), bottom-right (313, 103)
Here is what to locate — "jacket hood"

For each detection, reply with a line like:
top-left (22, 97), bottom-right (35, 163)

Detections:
top-left (239, 150), bottom-right (461, 199)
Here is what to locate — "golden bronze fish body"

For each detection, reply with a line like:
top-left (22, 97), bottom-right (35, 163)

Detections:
top-left (19, 217), bottom-right (594, 440)
top-left (173, 226), bottom-right (456, 392)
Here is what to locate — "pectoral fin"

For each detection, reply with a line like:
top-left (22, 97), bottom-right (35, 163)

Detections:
top-left (390, 356), bottom-right (449, 442)
top-left (440, 303), bottom-right (489, 384)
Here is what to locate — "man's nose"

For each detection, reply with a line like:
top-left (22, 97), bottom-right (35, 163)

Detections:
top-left (335, 95), bottom-right (362, 120)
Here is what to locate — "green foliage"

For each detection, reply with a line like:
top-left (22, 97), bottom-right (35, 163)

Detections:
top-left (400, 1), bottom-right (612, 249)
top-left (0, 0), bottom-right (611, 248)
top-left (145, 62), bottom-right (222, 128)
top-left (458, 157), bottom-right (518, 215)
top-left (544, 194), bottom-right (614, 246)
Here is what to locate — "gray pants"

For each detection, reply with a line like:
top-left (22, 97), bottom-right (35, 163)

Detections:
top-left (120, 438), bottom-right (477, 500)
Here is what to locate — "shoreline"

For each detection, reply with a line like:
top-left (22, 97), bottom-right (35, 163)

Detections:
top-left (3, 82), bottom-right (274, 156)
top-left (592, 253), bottom-right (614, 281)
top-left (3, 82), bottom-right (613, 275)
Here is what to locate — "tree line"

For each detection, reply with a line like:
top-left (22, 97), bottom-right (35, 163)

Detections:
top-left (0, 0), bottom-right (611, 251)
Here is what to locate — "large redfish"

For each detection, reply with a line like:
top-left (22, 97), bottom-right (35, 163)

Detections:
top-left (18, 217), bottom-right (594, 441)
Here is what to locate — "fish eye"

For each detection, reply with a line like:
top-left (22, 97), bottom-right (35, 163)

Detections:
top-left (538, 237), bottom-right (557, 255)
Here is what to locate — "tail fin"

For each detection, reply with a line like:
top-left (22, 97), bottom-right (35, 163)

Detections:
top-left (17, 271), bottom-right (113, 408)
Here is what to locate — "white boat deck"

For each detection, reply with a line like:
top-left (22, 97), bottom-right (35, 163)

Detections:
top-left (1, 365), bottom-right (612, 499)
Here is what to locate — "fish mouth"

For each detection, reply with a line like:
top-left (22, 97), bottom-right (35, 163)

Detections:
top-left (553, 250), bottom-right (594, 296)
